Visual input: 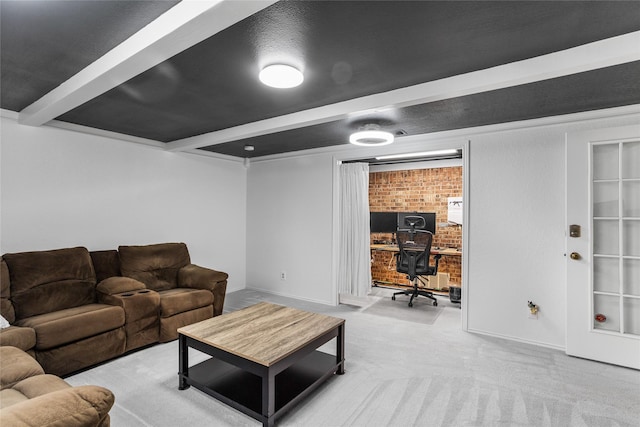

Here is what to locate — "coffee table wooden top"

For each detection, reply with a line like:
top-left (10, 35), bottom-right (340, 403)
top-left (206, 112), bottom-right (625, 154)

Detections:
top-left (178, 302), bottom-right (345, 367)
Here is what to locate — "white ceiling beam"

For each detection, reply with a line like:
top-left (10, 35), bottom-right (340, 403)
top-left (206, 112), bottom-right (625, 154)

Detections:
top-left (18, 0), bottom-right (278, 127)
top-left (166, 30), bottom-right (640, 152)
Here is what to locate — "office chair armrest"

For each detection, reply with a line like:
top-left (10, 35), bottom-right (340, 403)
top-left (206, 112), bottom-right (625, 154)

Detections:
top-left (178, 264), bottom-right (228, 316)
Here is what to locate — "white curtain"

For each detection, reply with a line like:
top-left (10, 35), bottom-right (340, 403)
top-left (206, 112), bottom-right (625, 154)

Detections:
top-left (337, 162), bottom-right (372, 298)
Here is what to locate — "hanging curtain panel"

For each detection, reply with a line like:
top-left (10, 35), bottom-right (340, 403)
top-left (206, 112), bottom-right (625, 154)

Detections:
top-left (337, 162), bottom-right (372, 298)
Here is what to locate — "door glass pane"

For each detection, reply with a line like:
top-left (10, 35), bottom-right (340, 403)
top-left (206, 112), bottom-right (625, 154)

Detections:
top-left (593, 257), bottom-right (619, 293)
top-left (593, 144), bottom-right (619, 180)
top-left (593, 181), bottom-right (619, 217)
top-left (623, 259), bottom-right (640, 296)
top-left (622, 141), bottom-right (640, 179)
top-left (591, 141), bottom-right (639, 338)
top-left (622, 181), bottom-right (640, 217)
top-left (622, 220), bottom-right (640, 257)
top-left (593, 294), bottom-right (620, 332)
top-left (622, 298), bottom-right (640, 335)
top-left (593, 219), bottom-right (619, 255)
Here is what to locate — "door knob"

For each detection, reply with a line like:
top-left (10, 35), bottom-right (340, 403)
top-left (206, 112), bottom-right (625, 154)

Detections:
top-left (570, 252), bottom-right (581, 260)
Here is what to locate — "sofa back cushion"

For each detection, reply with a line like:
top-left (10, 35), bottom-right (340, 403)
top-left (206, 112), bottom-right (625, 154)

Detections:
top-left (3, 247), bottom-right (96, 320)
top-left (90, 250), bottom-right (121, 283)
top-left (1, 258), bottom-right (15, 324)
top-left (118, 243), bottom-right (190, 291)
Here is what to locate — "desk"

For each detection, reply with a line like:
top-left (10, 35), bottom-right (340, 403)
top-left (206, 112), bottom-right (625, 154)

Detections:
top-left (370, 244), bottom-right (461, 257)
top-left (370, 244), bottom-right (461, 289)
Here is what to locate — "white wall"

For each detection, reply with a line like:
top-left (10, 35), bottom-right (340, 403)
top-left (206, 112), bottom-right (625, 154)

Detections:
top-left (466, 127), bottom-right (566, 348)
top-left (0, 116), bottom-right (247, 292)
top-left (246, 154), bottom-right (334, 304)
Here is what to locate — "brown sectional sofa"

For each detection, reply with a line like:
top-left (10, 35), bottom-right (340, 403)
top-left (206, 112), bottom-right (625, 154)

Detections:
top-left (0, 346), bottom-right (114, 426)
top-left (0, 242), bottom-right (228, 376)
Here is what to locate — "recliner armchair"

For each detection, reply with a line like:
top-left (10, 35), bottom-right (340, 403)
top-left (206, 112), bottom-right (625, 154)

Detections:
top-left (391, 229), bottom-right (441, 307)
top-left (118, 243), bottom-right (228, 342)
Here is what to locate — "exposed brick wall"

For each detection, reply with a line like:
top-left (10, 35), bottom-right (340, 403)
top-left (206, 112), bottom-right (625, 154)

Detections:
top-left (369, 167), bottom-right (463, 286)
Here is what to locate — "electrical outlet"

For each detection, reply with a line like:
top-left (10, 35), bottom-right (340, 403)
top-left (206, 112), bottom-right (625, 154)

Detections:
top-left (280, 271), bottom-right (287, 281)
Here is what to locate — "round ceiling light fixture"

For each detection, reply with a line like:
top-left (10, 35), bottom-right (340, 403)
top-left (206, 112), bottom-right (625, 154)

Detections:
top-left (259, 64), bottom-right (304, 88)
top-left (349, 124), bottom-right (394, 146)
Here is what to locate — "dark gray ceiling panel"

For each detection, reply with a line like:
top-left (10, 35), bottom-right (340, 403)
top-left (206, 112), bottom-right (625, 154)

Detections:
top-left (200, 61), bottom-right (640, 158)
top-left (0, 0), bottom-right (179, 111)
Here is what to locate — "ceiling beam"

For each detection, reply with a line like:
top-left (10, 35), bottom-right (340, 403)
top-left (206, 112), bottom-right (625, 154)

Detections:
top-left (18, 0), bottom-right (278, 127)
top-left (166, 30), bottom-right (640, 152)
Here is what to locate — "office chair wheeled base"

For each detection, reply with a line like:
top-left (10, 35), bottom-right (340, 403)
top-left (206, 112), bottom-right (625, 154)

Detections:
top-left (392, 280), bottom-right (438, 307)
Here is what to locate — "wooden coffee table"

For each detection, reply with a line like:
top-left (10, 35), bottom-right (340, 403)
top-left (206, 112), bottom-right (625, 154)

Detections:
top-left (177, 302), bottom-right (345, 427)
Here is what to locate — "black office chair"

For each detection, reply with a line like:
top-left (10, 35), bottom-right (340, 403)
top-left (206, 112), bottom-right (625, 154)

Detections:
top-left (392, 229), bottom-right (441, 307)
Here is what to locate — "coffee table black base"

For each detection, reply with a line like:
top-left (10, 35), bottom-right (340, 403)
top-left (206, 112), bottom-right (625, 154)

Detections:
top-left (185, 351), bottom-right (339, 423)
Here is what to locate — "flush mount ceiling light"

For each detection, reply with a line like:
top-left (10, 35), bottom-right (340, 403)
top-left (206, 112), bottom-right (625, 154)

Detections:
top-left (375, 149), bottom-right (459, 160)
top-left (349, 124), bottom-right (394, 147)
top-left (259, 64), bottom-right (304, 88)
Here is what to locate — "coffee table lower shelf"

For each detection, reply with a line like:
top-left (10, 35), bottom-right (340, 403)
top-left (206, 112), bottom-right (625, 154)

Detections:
top-left (181, 350), bottom-right (339, 425)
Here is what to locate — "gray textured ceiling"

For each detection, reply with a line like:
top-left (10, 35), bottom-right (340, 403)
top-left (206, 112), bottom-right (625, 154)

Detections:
top-left (2, 1), bottom-right (640, 159)
top-left (0, 0), bottom-right (180, 111)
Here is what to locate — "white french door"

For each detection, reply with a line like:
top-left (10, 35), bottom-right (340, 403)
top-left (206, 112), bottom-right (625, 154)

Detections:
top-left (566, 125), bottom-right (640, 369)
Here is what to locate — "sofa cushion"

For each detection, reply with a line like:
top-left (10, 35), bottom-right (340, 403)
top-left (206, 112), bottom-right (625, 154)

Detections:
top-left (0, 385), bottom-right (114, 427)
top-left (16, 304), bottom-right (125, 351)
top-left (3, 247), bottom-right (96, 320)
top-left (0, 326), bottom-right (36, 352)
top-left (0, 346), bottom-right (44, 390)
top-left (159, 305), bottom-right (213, 342)
top-left (1, 373), bottom-right (70, 410)
top-left (119, 243), bottom-right (191, 291)
top-left (158, 288), bottom-right (213, 318)
top-left (0, 388), bottom-right (28, 409)
top-left (13, 373), bottom-right (70, 399)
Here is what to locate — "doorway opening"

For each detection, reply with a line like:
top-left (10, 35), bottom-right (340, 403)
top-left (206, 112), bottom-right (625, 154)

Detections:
top-left (369, 159), bottom-right (463, 302)
top-left (332, 139), bottom-right (469, 330)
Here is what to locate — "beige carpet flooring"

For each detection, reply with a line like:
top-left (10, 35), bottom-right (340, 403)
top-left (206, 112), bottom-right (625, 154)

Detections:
top-left (66, 288), bottom-right (640, 426)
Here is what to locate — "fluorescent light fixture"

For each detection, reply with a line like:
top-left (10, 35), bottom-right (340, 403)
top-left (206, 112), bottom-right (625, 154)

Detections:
top-left (375, 149), bottom-right (459, 160)
top-left (259, 64), bottom-right (304, 88)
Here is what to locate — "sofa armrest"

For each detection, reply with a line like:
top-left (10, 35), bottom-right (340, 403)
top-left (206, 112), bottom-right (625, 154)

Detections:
top-left (0, 385), bottom-right (114, 427)
top-left (96, 277), bottom-right (146, 296)
top-left (178, 264), bottom-right (228, 316)
top-left (0, 326), bottom-right (36, 353)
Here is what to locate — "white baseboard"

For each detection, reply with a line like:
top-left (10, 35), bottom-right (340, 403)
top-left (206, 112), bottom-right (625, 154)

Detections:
top-left (467, 328), bottom-right (565, 351)
top-left (245, 286), bottom-right (334, 306)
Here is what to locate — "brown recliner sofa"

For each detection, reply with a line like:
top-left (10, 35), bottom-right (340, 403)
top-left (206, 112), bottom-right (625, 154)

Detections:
top-left (98, 242), bottom-right (228, 342)
top-left (1, 243), bottom-right (228, 376)
top-left (1, 247), bottom-right (126, 376)
top-left (0, 346), bottom-right (114, 426)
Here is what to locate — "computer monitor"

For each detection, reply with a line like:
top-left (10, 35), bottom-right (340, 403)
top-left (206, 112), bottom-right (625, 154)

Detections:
top-left (370, 212), bottom-right (398, 233)
top-left (397, 212), bottom-right (436, 234)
